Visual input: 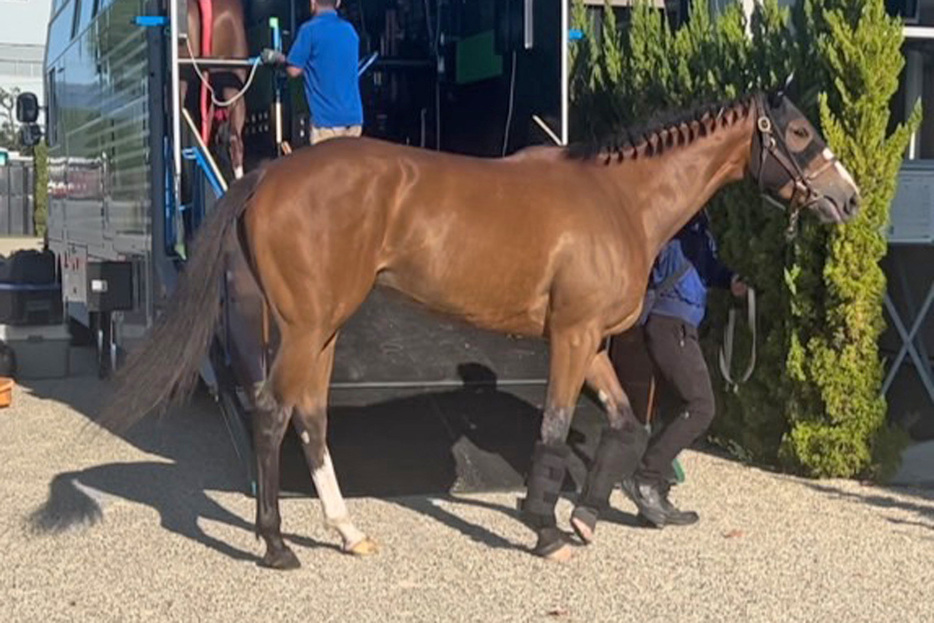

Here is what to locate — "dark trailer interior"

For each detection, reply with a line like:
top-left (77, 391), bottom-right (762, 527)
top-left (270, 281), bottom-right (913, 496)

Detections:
top-left (237, 0), bottom-right (563, 163)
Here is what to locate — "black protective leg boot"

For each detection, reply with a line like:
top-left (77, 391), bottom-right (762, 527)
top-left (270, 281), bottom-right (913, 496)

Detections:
top-left (571, 428), bottom-right (629, 543)
top-left (571, 420), bottom-right (649, 544)
top-left (518, 442), bottom-right (570, 558)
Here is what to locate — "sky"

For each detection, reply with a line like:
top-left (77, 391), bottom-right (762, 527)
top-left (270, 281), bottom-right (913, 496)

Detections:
top-left (0, 0), bottom-right (54, 47)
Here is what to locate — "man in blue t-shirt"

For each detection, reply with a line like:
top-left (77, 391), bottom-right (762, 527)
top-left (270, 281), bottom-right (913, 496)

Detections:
top-left (278, 0), bottom-right (363, 144)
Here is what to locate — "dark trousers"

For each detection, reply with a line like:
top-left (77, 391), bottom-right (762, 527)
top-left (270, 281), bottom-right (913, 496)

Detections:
top-left (637, 314), bottom-right (716, 484)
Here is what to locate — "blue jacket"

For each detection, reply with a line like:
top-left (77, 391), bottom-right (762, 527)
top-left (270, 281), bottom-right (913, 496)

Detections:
top-left (287, 11), bottom-right (363, 128)
top-left (648, 212), bottom-right (734, 327)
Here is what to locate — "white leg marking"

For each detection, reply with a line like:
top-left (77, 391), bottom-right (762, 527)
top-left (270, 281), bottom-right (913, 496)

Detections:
top-left (312, 449), bottom-right (366, 548)
top-left (233, 165), bottom-right (244, 179)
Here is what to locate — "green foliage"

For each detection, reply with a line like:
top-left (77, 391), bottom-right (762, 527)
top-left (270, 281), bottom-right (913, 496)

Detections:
top-left (569, 0), bottom-right (917, 479)
top-left (33, 141), bottom-right (48, 238)
top-left (781, 0), bottom-right (919, 478)
top-left (0, 86), bottom-right (21, 150)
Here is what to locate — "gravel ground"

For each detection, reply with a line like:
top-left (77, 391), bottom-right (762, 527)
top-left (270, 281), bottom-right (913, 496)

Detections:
top-left (2, 378), bottom-right (933, 623)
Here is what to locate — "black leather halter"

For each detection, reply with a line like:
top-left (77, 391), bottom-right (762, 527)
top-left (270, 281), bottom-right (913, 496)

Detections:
top-left (750, 94), bottom-right (839, 239)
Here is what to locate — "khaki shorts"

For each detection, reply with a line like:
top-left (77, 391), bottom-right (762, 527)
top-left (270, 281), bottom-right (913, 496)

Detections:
top-left (310, 125), bottom-right (362, 145)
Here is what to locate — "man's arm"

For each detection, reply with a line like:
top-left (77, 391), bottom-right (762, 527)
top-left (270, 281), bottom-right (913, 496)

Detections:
top-left (678, 225), bottom-right (733, 289)
top-left (284, 23), bottom-right (312, 78)
top-left (261, 49), bottom-right (304, 77)
top-left (702, 239), bottom-right (747, 297)
top-left (677, 225), bottom-right (747, 296)
top-left (708, 256), bottom-right (735, 290)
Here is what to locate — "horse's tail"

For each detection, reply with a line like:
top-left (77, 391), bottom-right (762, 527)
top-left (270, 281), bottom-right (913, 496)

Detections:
top-left (98, 166), bottom-right (266, 434)
top-left (28, 473), bottom-right (103, 534)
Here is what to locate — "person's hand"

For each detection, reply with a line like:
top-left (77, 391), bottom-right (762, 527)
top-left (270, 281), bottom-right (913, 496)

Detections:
top-left (730, 274), bottom-right (748, 298)
top-left (260, 48), bottom-right (287, 66)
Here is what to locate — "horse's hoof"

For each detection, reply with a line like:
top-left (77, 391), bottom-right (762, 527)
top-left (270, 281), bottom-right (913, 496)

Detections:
top-left (544, 542), bottom-right (575, 563)
top-left (570, 506), bottom-right (598, 545)
top-left (533, 527), bottom-right (573, 562)
top-left (260, 546), bottom-right (301, 570)
top-left (345, 536), bottom-right (379, 556)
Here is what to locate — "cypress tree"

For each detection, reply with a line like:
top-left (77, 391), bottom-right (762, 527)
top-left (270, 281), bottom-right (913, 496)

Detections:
top-left (782, 0), bottom-right (920, 478)
top-left (569, 0), bottom-right (919, 479)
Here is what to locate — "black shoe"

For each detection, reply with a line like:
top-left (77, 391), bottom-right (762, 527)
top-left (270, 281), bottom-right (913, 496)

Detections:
top-left (656, 482), bottom-right (699, 526)
top-left (630, 479), bottom-right (699, 527)
top-left (621, 472), bottom-right (679, 505)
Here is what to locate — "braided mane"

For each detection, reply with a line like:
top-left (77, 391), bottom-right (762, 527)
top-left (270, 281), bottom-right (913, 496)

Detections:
top-left (566, 94), bottom-right (759, 164)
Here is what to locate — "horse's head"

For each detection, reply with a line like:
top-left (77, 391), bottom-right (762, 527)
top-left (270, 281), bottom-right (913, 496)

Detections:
top-left (751, 88), bottom-right (860, 225)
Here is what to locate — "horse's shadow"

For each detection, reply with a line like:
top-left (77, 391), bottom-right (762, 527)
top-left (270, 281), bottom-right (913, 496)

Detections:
top-left (24, 381), bottom-right (337, 563)
top-left (801, 481), bottom-right (934, 531)
top-left (25, 361), bottom-right (630, 562)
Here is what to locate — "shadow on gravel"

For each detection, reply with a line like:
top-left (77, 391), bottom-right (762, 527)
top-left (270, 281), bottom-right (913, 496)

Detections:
top-left (22, 378), bottom-right (337, 563)
top-left (802, 482), bottom-right (934, 530)
top-left (21, 362), bottom-right (615, 562)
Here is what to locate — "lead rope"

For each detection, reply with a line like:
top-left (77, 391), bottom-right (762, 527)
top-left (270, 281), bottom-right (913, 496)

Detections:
top-left (785, 204), bottom-right (802, 242)
top-left (719, 286), bottom-right (757, 392)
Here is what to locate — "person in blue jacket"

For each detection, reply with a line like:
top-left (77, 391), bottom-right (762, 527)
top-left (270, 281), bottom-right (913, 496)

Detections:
top-left (620, 210), bottom-right (747, 528)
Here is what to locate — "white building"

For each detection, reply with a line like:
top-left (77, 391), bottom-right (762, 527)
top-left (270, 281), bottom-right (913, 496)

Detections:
top-left (0, 0), bottom-right (53, 111)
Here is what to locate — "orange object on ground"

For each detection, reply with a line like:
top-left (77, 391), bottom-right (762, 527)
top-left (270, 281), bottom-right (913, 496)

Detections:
top-left (0, 377), bottom-right (14, 408)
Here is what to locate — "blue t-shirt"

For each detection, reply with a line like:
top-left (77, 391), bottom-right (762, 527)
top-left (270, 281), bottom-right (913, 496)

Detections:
top-left (287, 11), bottom-right (363, 129)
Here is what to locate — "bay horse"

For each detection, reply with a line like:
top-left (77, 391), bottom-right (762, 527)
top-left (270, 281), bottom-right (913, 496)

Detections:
top-left (101, 90), bottom-right (859, 567)
top-left (179, 0), bottom-right (249, 179)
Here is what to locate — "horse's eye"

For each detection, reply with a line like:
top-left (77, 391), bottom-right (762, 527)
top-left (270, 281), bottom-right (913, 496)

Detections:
top-left (793, 127), bottom-right (809, 139)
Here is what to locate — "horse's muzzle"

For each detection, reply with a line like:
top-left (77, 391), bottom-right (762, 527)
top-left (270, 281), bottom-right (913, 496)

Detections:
top-left (813, 190), bottom-right (859, 224)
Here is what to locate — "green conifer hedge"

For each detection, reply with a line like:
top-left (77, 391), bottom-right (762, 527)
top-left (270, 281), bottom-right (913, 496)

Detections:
top-left (570, 0), bottom-right (919, 478)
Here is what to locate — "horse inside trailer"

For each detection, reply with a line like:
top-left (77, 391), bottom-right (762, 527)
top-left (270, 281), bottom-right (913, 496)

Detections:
top-left (36, 0), bottom-right (613, 496)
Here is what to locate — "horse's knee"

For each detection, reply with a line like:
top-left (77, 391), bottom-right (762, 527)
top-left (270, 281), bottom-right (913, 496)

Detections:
top-left (252, 380), bottom-right (278, 413)
top-left (540, 406), bottom-right (573, 445)
top-left (252, 400), bottom-right (290, 449)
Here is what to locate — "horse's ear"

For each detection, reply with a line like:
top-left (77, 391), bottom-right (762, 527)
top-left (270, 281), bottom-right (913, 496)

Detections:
top-left (767, 89), bottom-right (783, 109)
top-left (767, 72), bottom-right (796, 110)
top-left (778, 71), bottom-right (798, 102)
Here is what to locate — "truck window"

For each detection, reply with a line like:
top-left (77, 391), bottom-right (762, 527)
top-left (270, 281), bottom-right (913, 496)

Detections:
top-left (71, 0), bottom-right (82, 39)
top-left (47, 1), bottom-right (74, 63)
top-left (77, 0), bottom-right (96, 34)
